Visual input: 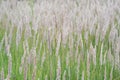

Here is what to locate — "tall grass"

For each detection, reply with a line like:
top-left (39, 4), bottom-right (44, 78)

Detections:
top-left (0, 0), bottom-right (120, 80)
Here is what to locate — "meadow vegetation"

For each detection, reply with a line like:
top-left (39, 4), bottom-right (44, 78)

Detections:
top-left (0, 0), bottom-right (120, 80)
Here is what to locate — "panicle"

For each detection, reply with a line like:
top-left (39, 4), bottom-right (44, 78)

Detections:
top-left (56, 56), bottom-right (61, 80)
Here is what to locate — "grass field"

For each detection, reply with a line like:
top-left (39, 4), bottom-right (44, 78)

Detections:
top-left (0, 0), bottom-right (120, 80)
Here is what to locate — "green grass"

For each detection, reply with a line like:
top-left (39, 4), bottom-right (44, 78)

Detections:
top-left (0, 0), bottom-right (120, 79)
top-left (0, 24), bottom-right (120, 80)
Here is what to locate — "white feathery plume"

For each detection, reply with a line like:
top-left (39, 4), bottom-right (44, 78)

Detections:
top-left (41, 51), bottom-right (46, 67)
top-left (66, 52), bottom-right (69, 67)
top-left (24, 25), bottom-right (32, 40)
top-left (104, 66), bottom-right (106, 80)
top-left (56, 33), bottom-right (61, 56)
top-left (103, 51), bottom-right (107, 64)
top-left (82, 70), bottom-right (84, 80)
top-left (33, 33), bottom-right (37, 48)
top-left (7, 53), bottom-right (12, 80)
top-left (8, 25), bottom-right (14, 45)
top-left (61, 23), bottom-right (70, 46)
top-left (109, 27), bottom-right (117, 43)
top-left (68, 64), bottom-right (71, 80)
top-left (95, 27), bottom-right (100, 45)
top-left (19, 65), bottom-right (22, 75)
top-left (75, 37), bottom-right (80, 62)
top-left (77, 54), bottom-right (80, 80)
top-left (45, 75), bottom-right (48, 80)
top-left (80, 34), bottom-right (83, 49)
top-left (69, 35), bottom-right (74, 58)
top-left (47, 30), bottom-right (52, 55)
top-left (62, 70), bottom-right (66, 80)
top-left (19, 40), bottom-right (29, 74)
top-left (23, 41), bottom-right (30, 80)
top-left (0, 36), bottom-right (4, 51)
top-left (1, 67), bottom-right (4, 80)
top-left (56, 56), bottom-right (61, 80)
top-left (4, 33), bottom-right (12, 79)
top-left (32, 47), bottom-right (37, 80)
top-left (6, 44), bottom-right (10, 57)
top-left (115, 37), bottom-right (120, 68)
top-left (87, 51), bottom-right (90, 80)
top-left (110, 65), bottom-right (113, 80)
top-left (107, 49), bottom-right (114, 66)
top-left (16, 26), bottom-right (22, 48)
top-left (100, 43), bottom-right (103, 65)
top-left (24, 57), bottom-right (28, 80)
top-left (90, 43), bottom-right (96, 65)
top-left (36, 33), bottom-right (40, 48)
top-left (4, 32), bottom-right (9, 54)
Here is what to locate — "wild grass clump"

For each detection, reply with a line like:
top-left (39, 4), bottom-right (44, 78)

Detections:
top-left (0, 0), bottom-right (120, 80)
